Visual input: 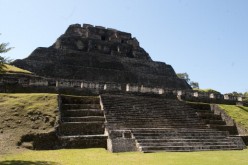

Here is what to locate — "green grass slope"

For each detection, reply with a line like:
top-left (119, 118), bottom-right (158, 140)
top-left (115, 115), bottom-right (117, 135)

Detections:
top-left (0, 93), bottom-right (57, 115)
top-left (193, 88), bottom-right (221, 94)
top-left (219, 105), bottom-right (248, 131)
top-left (0, 149), bottom-right (248, 165)
top-left (1, 64), bottom-right (31, 74)
top-left (0, 93), bottom-right (58, 154)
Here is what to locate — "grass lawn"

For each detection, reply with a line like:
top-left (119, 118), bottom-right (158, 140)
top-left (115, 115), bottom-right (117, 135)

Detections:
top-left (0, 149), bottom-right (248, 165)
top-left (0, 94), bottom-right (247, 164)
top-left (219, 105), bottom-right (248, 131)
top-left (2, 64), bottom-right (32, 74)
top-left (0, 93), bottom-right (58, 116)
top-left (0, 93), bottom-right (58, 155)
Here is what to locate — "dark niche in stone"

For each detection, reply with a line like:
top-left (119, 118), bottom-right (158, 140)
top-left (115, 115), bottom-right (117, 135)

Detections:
top-left (12, 23), bottom-right (191, 90)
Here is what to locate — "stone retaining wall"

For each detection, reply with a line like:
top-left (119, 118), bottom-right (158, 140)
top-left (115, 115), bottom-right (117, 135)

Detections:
top-left (0, 74), bottom-right (246, 105)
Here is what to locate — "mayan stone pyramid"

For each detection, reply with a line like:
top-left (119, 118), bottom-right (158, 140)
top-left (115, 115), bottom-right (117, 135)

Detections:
top-left (13, 24), bottom-right (190, 90)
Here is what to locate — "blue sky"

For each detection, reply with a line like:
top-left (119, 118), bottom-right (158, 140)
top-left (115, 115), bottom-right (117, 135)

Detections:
top-left (0, 0), bottom-right (247, 93)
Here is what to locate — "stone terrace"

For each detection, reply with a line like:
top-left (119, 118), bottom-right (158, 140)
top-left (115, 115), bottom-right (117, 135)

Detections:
top-left (57, 95), bottom-right (107, 149)
top-left (101, 94), bottom-right (246, 152)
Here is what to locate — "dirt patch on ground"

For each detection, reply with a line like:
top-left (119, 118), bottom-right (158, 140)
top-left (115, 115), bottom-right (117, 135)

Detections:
top-left (0, 94), bottom-right (58, 154)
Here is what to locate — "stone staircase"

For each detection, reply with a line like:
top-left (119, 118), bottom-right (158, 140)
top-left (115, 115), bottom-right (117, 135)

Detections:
top-left (57, 95), bottom-right (107, 149)
top-left (187, 103), bottom-right (239, 135)
top-left (101, 94), bottom-right (246, 152)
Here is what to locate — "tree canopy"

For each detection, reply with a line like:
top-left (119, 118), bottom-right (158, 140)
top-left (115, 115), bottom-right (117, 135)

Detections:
top-left (177, 73), bottom-right (190, 83)
top-left (177, 72), bottom-right (199, 89)
top-left (0, 34), bottom-right (12, 73)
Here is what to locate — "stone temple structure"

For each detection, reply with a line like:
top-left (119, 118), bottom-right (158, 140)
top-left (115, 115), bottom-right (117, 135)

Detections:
top-left (13, 24), bottom-right (190, 90)
top-left (10, 24), bottom-right (247, 152)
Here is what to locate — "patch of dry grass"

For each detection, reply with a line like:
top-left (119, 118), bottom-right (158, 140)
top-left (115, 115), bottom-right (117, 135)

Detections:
top-left (2, 64), bottom-right (31, 74)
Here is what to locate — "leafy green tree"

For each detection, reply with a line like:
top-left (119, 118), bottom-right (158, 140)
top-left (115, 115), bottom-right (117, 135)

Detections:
top-left (177, 73), bottom-right (190, 83)
top-left (0, 55), bottom-right (7, 73)
top-left (0, 43), bottom-right (12, 53)
top-left (190, 81), bottom-right (199, 89)
top-left (177, 72), bottom-right (200, 89)
top-left (0, 34), bottom-right (12, 73)
top-left (226, 91), bottom-right (243, 97)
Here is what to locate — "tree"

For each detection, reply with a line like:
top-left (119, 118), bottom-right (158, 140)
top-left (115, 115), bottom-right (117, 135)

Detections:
top-left (0, 43), bottom-right (12, 53)
top-left (226, 91), bottom-right (243, 97)
top-left (190, 81), bottom-right (199, 89)
top-left (0, 34), bottom-right (12, 73)
top-left (0, 55), bottom-right (7, 73)
top-left (177, 72), bottom-right (200, 89)
top-left (177, 73), bottom-right (190, 83)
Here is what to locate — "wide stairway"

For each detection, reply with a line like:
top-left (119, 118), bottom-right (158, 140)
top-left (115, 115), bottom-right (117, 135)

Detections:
top-left (101, 94), bottom-right (246, 152)
top-left (57, 95), bottom-right (107, 149)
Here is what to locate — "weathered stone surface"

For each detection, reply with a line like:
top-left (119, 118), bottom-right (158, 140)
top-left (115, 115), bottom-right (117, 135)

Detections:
top-left (12, 23), bottom-right (190, 90)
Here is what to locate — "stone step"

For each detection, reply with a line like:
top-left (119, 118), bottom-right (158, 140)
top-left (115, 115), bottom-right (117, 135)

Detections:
top-left (106, 121), bottom-right (203, 125)
top-left (106, 124), bottom-right (208, 129)
top-left (105, 102), bottom-right (186, 105)
top-left (61, 95), bottom-right (99, 104)
top-left (138, 142), bottom-right (234, 147)
top-left (208, 125), bottom-right (238, 135)
top-left (203, 119), bottom-right (226, 125)
top-left (131, 128), bottom-right (219, 133)
top-left (105, 113), bottom-right (198, 117)
top-left (105, 116), bottom-right (200, 120)
top-left (106, 122), bottom-right (204, 126)
top-left (132, 131), bottom-right (229, 136)
top-left (105, 107), bottom-right (194, 110)
top-left (137, 138), bottom-right (232, 143)
top-left (62, 116), bottom-right (105, 122)
top-left (105, 116), bottom-right (202, 120)
top-left (107, 126), bottom-right (209, 130)
top-left (62, 109), bottom-right (104, 117)
top-left (58, 122), bottom-right (105, 135)
top-left (106, 108), bottom-right (193, 112)
top-left (62, 104), bottom-right (101, 110)
top-left (194, 109), bottom-right (212, 112)
top-left (106, 122), bottom-right (205, 126)
top-left (106, 123), bottom-right (207, 127)
top-left (140, 145), bottom-right (242, 152)
top-left (134, 135), bottom-right (227, 139)
top-left (105, 104), bottom-right (193, 108)
top-left (105, 112), bottom-right (197, 116)
top-left (106, 111), bottom-right (197, 115)
top-left (106, 117), bottom-right (202, 121)
top-left (59, 134), bottom-right (107, 149)
top-left (107, 122), bottom-right (207, 126)
top-left (197, 113), bottom-right (222, 120)
top-left (186, 104), bottom-right (211, 110)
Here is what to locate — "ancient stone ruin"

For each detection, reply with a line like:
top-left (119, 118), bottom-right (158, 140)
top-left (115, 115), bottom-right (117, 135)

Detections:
top-left (4, 24), bottom-right (247, 152)
top-left (12, 24), bottom-right (190, 90)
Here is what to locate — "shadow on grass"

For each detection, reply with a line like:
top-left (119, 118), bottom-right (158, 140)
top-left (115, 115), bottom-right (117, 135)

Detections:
top-left (237, 106), bottom-right (248, 113)
top-left (0, 160), bottom-right (59, 165)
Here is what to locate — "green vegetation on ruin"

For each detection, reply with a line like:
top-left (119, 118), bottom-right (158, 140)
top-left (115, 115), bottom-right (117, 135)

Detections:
top-left (219, 104), bottom-right (248, 131)
top-left (0, 93), bottom-right (58, 154)
top-left (0, 93), bottom-right (57, 116)
top-left (193, 88), bottom-right (221, 94)
top-left (1, 64), bottom-right (31, 74)
top-left (0, 149), bottom-right (248, 165)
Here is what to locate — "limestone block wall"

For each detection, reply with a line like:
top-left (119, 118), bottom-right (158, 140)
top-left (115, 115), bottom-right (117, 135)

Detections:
top-left (107, 130), bottom-right (137, 152)
top-left (0, 74), bottom-right (245, 106)
top-left (57, 23), bottom-right (150, 61)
